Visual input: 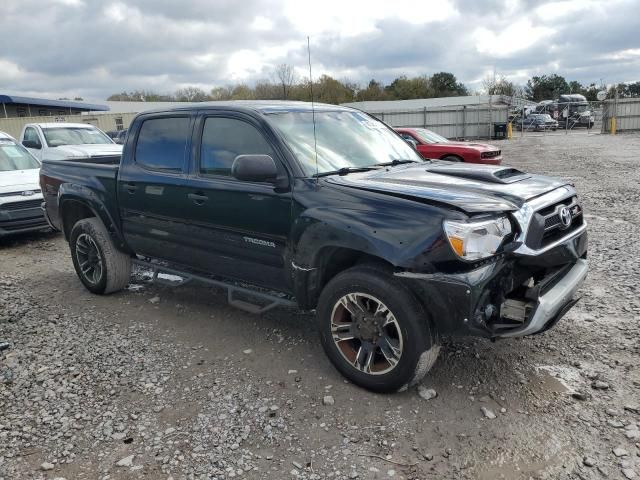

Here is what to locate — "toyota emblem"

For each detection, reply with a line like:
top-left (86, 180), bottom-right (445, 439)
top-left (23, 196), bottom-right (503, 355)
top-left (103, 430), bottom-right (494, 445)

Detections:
top-left (559, 206), bottom-right (572, 229)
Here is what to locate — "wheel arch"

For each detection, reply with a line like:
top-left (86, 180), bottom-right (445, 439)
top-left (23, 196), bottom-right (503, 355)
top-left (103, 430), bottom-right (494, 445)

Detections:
top-left (440, 153), bottom-right (464, 162)
top-left (58, 185), bottom-right (130, 254)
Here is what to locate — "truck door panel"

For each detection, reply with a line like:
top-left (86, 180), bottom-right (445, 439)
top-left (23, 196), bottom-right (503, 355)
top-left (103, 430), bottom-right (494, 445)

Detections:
top-left (118, 115), bottom-right (194, 264)
top-left (182, 114), bottom-right (293, 291)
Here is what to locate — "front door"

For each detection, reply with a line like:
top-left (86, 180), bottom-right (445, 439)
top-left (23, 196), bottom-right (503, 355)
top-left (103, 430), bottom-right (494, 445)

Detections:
top-left (182, 113), bottom-right (293, 291)
top-left (118, 114), bottom-right (195, 265)
top-left (22, 126), bottom-right (44, 160)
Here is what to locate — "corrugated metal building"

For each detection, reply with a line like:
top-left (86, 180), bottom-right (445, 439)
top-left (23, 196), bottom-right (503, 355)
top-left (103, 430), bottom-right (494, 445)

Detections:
top-left (0, 94), bottom-right (109, 118)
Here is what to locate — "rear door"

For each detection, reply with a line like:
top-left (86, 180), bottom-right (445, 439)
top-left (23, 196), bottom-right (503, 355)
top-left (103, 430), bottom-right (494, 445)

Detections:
top-left (118, 113), bottom-right (195, 265)
top-left (181, 112), bottom-right (293, 291)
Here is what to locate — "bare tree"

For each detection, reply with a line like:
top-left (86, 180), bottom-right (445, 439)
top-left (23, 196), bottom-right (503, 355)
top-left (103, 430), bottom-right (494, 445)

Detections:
top-left (483, 75), bottom-right (517, 97)
top-left (175, 86), bottom-right (209, 102)
top-left (274, 64), bottom-right (296, 99)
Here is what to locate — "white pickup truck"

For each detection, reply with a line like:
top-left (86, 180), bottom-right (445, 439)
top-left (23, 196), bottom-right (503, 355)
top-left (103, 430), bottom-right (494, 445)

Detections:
top-left (19, 123), bottom-right (122, 162)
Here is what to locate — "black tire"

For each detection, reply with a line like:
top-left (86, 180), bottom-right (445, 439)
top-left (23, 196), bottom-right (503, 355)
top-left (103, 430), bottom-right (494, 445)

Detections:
top-left (69, 218), bottom-right (131, 294)
top-left (441, 155), bottom-right (462, 162)
top-left (317, 265), bottom-right (440, 393)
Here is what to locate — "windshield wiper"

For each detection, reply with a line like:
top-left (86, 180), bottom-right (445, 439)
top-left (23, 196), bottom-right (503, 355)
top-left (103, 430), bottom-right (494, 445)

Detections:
top-left (374, 159), bottom-right (421, 167)
top-left (313, 166), bottom-right (381, 178)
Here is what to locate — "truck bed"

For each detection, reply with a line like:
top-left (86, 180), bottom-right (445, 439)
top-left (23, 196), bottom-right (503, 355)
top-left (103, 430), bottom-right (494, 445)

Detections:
top-left (55, 154), bottom-right (121, 165)
top-left (40, 157), bottom-right (121, 234)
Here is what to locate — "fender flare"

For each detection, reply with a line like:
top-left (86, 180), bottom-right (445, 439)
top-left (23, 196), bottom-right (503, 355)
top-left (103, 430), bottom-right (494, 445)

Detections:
top-left (58, 183), bottom-right (130, 253)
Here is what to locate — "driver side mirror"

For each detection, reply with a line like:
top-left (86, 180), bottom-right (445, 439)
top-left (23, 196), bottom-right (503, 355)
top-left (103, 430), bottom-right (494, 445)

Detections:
top-left (232, 154), bottom-right (279, 183)
top-left (22, 140), bottom-right (42, 150)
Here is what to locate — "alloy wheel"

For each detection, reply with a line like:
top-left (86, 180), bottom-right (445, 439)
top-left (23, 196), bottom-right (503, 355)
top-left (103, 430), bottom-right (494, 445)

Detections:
top-left (75, 233), bottom-right (104, 285)
top-left (330, 292), bottom-right (403, 375)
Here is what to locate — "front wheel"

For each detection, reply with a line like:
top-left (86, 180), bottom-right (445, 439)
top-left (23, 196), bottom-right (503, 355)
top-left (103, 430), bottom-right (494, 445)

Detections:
top-left (69, 218), bottom-right (131, 294)
top-left (441, 155), bottom-right (462, 162)
top-left (317, 265), bottom-right (440, 393)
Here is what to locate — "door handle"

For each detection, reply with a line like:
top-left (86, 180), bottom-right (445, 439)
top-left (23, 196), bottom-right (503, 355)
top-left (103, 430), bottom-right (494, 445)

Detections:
top-left (188, 192), bottom-right (209, 204)
top-left (125, 183), bottom-right (137, 194)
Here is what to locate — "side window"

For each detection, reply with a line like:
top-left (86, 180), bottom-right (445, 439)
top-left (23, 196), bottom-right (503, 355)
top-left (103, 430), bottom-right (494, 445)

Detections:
top-left (24, 127), bottom-right (41, 146)
top-left (200, 117), bottom-right (274, 176)
top-left (135, 117), bottom-right (190, 172)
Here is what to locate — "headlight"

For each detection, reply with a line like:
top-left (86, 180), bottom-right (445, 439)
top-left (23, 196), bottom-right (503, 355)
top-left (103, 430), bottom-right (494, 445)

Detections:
top-left (443, 216), bottom-right (512, 261)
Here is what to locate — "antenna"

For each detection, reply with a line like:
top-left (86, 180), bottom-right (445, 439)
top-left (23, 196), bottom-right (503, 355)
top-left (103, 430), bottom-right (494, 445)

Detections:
top-left (307, 36), bottom-right (319, 183)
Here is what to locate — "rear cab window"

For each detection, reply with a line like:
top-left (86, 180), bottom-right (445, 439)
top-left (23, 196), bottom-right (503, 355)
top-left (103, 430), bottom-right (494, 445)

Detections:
top-left (135, 117), bottom-right (191, 172)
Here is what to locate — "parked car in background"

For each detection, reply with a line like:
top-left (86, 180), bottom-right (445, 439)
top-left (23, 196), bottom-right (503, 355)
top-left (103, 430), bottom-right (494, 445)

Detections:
top-left (512, 114), bottom-right (559, 131)
top-left (535, 94), bottom-right (595, 129)
top-left (113, 129), bottom-right (128, 144)
top-left (41, 102), bottom-right (588, 393)
top-left (395, 127), bottom-right (502, 164)
top-left (20, 123), bottom-right (122, 162)
top-left (0, 131), bottom-right (49, 237)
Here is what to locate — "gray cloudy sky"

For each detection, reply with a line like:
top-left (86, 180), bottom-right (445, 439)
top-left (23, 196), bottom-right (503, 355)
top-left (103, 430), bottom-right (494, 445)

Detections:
top-left (1, 0), bottom-right (639, 101)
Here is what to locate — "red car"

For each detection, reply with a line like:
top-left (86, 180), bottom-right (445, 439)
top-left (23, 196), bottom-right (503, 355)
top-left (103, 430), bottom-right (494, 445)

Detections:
top-left (395, 128), bottom-right (502, 165)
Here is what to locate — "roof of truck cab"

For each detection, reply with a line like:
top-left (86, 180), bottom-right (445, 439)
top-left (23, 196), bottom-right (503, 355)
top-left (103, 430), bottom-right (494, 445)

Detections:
top-left (139, 100), bottom-right (357, 115)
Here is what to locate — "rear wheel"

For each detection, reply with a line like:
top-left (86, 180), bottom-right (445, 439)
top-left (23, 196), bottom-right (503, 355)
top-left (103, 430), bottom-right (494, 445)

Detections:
top-left (69, 218), bottom-right (131, 294)
top-left (317, 265), bottom-right (440, 393)
top-left (441, 155), bottom-right (462, 162)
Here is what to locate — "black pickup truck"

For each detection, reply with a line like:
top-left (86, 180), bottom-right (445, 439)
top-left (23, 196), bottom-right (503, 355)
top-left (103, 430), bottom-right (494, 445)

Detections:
top-left (40, 101), bottom-right (588, 393)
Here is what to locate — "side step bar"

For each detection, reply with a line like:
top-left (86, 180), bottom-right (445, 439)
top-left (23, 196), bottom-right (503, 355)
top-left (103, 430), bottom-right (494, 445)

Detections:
top-left (131, 258), bottom-right (297, 314)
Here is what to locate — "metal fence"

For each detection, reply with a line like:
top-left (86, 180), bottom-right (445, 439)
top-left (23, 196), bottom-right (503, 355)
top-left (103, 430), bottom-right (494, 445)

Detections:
top-left (360, 98), bottom-right (635, 140)
top-left (602, 98), bottom-right (640, 132)
top-left (367, 104), bottom-right (509, 140)
top-left (0, 112), bottom-right (136, 139)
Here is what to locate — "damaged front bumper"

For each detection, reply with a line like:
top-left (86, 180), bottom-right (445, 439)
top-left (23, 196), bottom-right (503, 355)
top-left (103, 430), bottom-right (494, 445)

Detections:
top-left (395, 226), bottom-right (588, 339)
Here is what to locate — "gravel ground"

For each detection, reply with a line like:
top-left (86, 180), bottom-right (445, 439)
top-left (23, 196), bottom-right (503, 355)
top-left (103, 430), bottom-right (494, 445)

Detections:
top-left (1, 132), bottom-right (639, 480)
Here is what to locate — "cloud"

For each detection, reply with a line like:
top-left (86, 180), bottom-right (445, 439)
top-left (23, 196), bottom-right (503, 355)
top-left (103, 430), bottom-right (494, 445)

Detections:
top-left (0, 0), bottom-right (638, 100)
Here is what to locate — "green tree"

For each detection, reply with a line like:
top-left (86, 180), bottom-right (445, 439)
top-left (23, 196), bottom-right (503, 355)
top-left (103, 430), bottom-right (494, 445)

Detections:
top-left (430, 72), bottom-right (468, 97)
top-left (314, 75), bottom-right (357, 104)
top-left (525, 74), bottom-right (569, 101)
top-left (356, 79), bottom-right (389, 101)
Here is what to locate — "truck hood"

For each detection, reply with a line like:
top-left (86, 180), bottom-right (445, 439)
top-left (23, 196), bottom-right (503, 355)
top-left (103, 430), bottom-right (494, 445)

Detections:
top-left (46, 143), bottom-right (123, 159)
top-left (325, 162), bottom-right (568, 213)
top-left (0, 168), bottom-right (40, 192)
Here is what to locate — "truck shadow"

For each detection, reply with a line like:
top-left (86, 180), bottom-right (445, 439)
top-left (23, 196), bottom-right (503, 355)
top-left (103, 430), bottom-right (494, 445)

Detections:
top-left (0, 229), bottom-right (59, 250)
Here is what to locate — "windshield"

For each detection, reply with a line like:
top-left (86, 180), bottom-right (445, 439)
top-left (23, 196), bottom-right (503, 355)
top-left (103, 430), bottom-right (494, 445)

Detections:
top-left (0, 139), bottom-right (40, 171)
top-left (413, 128), bottom-right (449, 144)
top-left (267, 111), bottom-right (421, 176)
top-left (574, 104), bottom-right (589, 113)
top-left (43, 127), bottom-right (113, 147)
